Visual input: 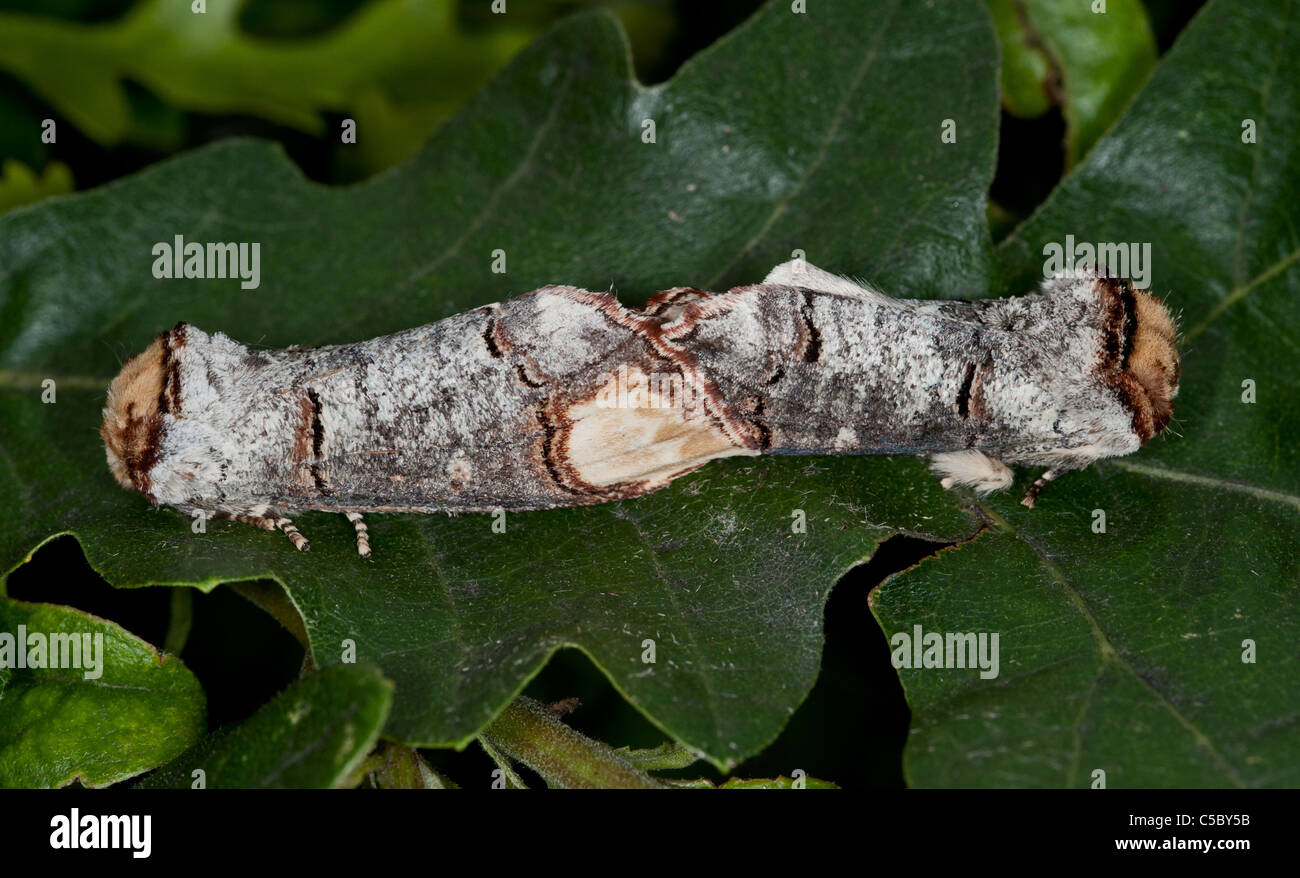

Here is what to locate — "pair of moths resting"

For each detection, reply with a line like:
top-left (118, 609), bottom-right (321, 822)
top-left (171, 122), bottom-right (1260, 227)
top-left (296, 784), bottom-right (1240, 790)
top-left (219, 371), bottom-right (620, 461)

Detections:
top-left (101, 260), bottom-right (1180, 556)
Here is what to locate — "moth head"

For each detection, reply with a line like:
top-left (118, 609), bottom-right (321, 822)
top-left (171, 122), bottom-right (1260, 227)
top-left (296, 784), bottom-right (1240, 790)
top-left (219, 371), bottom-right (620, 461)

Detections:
top-left (1094, 276), bottom-right (1181, 443)
top-left (101, 323), bottom-right (188, 498)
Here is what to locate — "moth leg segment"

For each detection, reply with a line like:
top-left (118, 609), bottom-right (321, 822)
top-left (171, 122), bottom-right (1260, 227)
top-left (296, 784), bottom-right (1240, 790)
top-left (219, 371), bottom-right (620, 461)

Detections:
top-left (210, 511), bottom-right (279, 531)
top-left (1020, 467), bottom-right (1065, 509)
top-left (928, 450), bottom-right (1013, 496)
top-left (345, 511), bottom-right (371, 558)
top-left (214, 510), bottom-right (310, 550)
top-left (275, 517), bottom-right (310, 552)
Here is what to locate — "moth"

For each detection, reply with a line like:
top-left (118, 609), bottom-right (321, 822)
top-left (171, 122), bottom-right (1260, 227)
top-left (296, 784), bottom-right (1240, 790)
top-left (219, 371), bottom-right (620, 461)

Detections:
top-left (101, 260), bottom-right (1180, 556)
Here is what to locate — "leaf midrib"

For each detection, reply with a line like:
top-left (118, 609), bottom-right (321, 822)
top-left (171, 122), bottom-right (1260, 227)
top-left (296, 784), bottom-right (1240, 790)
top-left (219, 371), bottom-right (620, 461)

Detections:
top-left (703, 0), bottom-right (903, 290)
top-left (1111, 460), bottom-right (1300, 512)
top-left (980, 505), bottom-right (1248, 789)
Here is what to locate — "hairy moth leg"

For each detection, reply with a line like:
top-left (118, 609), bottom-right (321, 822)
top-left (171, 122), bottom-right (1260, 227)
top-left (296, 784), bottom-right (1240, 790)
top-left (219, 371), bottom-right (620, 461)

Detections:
top-left (211, 509), bottom-right (309, 551)
top-left (345, 511), bottom-right (371, 558)
top-left (928, 450), bottom-right (1013, 495)
top-left (211, 511), bottom-right (278, 531)
top-left (1020, 467), bottom-right (1065, 508)
top-left (275, 517), bottom-right (310, 552)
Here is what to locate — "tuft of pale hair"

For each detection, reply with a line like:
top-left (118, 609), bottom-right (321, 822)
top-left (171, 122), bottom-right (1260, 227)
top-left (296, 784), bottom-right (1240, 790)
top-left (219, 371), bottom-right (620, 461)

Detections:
top-left (929, 450), bottom-right (1013, 495)
top-left (1093, 277), bottom-right (1181, 443)
top-left (1128, 289), bottom-right (1181, 422)
top-left (762, 259), bottom-right (897, 306)
top-left (100, 337), bottom-right (167, 492)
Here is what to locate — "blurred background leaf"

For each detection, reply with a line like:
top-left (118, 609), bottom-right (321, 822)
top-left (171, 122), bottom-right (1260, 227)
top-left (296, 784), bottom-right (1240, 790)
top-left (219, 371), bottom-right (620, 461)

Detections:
top-left (0, 0), bottom-right (529, 150)
top-left (0, 0), bottom-right (712, 198)
top-left (987, 0), bottom-right (1155, 167)
top-left (0, 159), bottom-right (73, 213)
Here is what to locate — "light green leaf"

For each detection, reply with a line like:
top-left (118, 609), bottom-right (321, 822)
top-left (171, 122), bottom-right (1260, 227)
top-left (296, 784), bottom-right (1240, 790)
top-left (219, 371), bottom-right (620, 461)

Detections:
top-left (986, 0), bottom-right (1053, 118)
top-left (0, 0), bottom-right (532, 168)
top-left (138, 663), bottom-right (391, 788)
top-left (0, 594), bottom-right (205, 788)
top-left (481, 697), bottom-right (665, 789)
top-left (988, 0), bottom-right (1156, 165)
top-left (0, 159), bottom-right (73, 215)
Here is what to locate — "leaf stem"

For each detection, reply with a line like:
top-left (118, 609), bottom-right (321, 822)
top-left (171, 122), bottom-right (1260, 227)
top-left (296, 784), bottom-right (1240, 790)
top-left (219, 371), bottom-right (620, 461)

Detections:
top-left (370, 742), bottom-right (455, 789)
top-left (163, 588), bottom-right (192, 656)
top-left (480, 697), bottom-right (667, 789)
top-left (478, 737), bottom-right (529, 789)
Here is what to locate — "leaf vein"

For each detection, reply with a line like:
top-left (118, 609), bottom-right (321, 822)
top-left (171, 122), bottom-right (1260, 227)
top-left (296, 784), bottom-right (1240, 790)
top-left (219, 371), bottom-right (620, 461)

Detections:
top-left (703, 0), bottom-right (902, 289)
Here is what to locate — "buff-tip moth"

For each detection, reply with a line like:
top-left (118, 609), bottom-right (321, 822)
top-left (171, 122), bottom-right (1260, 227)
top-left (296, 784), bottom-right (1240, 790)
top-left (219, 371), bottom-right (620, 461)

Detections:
top-left (101, 260), bottom-right (1180, 556)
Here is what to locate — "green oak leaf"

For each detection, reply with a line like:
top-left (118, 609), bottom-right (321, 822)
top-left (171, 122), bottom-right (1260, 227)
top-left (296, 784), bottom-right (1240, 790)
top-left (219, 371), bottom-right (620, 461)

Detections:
top-left (874, 0), bottom-right (1299, 787)
top-left (986, 0), bottom-right (1053, 118)
top-left (0, 594), bottom-right (205, 788)
top-left (0, 0), bottom-right (995, 770)
top-left (988, 0), bottom-right (1156, 166)
top-left (138, 663), bottom-right (391, 788)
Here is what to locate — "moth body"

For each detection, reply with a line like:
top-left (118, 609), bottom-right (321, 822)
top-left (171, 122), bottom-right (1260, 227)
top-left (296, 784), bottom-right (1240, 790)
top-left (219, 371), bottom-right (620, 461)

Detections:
top-left (101, 261), bottom-right (1179, 555)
